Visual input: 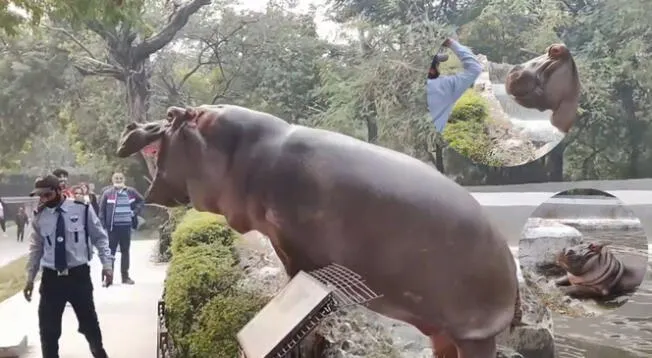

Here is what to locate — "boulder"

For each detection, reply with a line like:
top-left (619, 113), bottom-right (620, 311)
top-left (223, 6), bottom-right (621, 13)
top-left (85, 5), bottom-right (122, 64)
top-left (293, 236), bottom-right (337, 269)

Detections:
top-left (235, 231), bottom-right (553, 357)
top-left (496, 283), bottom-right (555, 358)
top-left (519, 219), bottom-right (583, 274)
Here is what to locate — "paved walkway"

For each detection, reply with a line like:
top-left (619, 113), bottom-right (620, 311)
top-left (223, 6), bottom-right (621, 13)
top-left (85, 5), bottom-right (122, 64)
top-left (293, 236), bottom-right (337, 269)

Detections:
top-left (0, 224), bottom-right (30, 267)
top-left (0, 239), bottom-right (167, 358)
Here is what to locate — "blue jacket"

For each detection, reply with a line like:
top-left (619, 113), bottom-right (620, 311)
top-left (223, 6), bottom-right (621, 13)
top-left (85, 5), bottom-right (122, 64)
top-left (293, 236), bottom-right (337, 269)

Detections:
top-left (426, 40), bottom-right (483, 132)
top-left (98, 186), bottom-right (144, 231)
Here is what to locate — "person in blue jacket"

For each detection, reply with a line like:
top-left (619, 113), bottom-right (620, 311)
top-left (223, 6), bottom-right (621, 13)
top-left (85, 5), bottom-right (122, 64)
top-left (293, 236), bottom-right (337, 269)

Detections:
top-left (426, 38), bottom-right (483, 133)
top-left (98, 172), bottom-right (144, 285)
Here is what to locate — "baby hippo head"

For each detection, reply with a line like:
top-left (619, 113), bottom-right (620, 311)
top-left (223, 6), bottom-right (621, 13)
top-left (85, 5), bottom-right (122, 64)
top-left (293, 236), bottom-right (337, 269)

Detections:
top-left (557, 242), bottom-right (608, 276)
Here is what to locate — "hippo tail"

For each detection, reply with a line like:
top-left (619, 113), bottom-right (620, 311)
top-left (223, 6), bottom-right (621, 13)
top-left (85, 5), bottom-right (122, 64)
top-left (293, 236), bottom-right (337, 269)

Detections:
top-left (509, 285), bottom-right (525, 332)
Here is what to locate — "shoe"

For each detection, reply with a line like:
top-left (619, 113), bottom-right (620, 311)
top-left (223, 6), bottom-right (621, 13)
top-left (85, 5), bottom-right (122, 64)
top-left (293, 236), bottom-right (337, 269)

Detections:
top-left (122, 277), bottom-right (135, 285)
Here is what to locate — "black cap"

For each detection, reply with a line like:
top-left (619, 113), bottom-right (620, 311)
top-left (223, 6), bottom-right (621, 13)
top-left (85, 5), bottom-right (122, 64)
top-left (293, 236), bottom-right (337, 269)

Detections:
top-left (52, 168), bottom-right (69, 178)
top-left (29, 175), bottom-right (61, 196)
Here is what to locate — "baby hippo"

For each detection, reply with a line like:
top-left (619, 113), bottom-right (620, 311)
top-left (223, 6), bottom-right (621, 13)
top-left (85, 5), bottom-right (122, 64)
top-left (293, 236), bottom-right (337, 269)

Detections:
top-left (555, 242), bottom-right (645, 299)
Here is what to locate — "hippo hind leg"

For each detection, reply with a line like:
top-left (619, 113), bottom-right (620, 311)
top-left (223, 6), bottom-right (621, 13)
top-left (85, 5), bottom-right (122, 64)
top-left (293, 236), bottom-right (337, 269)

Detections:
top-left (455, 337), bottom-right (496, 358)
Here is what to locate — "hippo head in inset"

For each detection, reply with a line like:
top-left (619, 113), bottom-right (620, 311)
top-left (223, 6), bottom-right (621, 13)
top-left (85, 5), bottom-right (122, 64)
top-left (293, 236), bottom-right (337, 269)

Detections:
top-left (505, 43), bottom-right (581, 133)
top-left (557, 242), bottom-right (608, 275)
top-left (115, 105), bottom-right (242, 211)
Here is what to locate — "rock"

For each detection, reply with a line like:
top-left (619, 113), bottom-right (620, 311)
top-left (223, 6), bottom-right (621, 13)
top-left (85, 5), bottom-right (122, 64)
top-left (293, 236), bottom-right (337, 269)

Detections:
top-left (235, 230), bottom-right (550, 357)
top-left (519, 219), bottom-right (583, 274)
top-left (496, 284), bottom-right (555, 358)
top-left (497, 346), bottom-right (524, 358)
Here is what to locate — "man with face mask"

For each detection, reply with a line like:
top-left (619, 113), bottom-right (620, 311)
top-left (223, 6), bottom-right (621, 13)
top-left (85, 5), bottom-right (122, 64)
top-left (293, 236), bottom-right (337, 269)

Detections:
top-left (98, 172), bottom-right (144, 285)
top-left (24, 175), bottom-right (113, 358)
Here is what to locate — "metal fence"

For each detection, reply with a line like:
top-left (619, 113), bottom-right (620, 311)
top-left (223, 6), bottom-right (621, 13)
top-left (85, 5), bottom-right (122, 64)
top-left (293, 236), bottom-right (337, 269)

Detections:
top-left (157, 298), bottom-right (174, 358)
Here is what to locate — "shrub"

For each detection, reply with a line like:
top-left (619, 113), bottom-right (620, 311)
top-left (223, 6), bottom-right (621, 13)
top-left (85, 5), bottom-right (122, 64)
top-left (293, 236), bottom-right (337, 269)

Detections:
top-left (444, 90), bottom-right (499, 165)
top-left (170, 210), bottom-right (234, 256)
top-left (185, 293), bottom-right (266, 357)
top-left (164, 210), bottom-right (266, 358)
top-left (448, 89), bottom-right (489, 124)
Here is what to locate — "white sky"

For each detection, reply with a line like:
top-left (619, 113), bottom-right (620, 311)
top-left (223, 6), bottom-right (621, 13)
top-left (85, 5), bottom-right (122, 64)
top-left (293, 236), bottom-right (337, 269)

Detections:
top-left (234, 0), bottom-right (345, 42)
top-left (8, 0), bottom-right (346, 43)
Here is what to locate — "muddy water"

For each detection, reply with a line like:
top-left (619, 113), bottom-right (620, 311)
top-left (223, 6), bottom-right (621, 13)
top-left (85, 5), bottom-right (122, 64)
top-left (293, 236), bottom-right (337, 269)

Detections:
top-left (553, 228), bottom-right (652, 358)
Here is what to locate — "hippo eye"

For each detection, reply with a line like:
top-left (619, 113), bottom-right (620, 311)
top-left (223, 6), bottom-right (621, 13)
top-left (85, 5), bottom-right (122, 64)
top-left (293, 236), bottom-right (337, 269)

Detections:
top-left (565, 249), bottom-right (575, 256)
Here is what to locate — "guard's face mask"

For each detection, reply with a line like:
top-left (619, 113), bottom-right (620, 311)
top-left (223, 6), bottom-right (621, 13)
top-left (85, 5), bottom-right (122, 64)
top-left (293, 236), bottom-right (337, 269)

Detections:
top-left (39, 190), bottom-right (61, 208)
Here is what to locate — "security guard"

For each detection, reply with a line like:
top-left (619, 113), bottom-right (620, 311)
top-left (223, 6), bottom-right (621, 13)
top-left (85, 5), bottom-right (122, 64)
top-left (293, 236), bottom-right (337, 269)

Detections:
top-left (23, 175), bottom-right (114, 358)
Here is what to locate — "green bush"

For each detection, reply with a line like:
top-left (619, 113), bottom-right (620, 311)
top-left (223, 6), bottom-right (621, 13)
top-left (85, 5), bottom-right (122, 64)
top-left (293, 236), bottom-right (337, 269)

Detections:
top-left (185, 293), bottom-right (266, 357)
top-left (164, 210), bottom-right (266, 358)
top-left (444, 90), bottom-right (499, 165)
top-left (170, 210), bottom-right (235, 256)
top-left (448, 89), bottom-right (488, 124)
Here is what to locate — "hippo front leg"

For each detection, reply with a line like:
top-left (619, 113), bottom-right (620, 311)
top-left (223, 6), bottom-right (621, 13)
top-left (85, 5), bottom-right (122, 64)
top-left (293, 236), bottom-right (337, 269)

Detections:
top-left (558, 285), bottom-right (600, 299)
top-left (554, 275), bottom-right (571, 286)
top-left (267, 238), bottom-right (300, 277)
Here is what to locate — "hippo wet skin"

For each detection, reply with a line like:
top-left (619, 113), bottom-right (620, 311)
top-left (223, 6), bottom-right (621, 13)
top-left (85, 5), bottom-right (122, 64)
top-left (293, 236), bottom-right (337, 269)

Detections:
top-left (555, 242), bottom-right (646, 299)
top-left (505, 43), bottom-right (581, 133)
top-left (117, 104), bottom-right (521, 358)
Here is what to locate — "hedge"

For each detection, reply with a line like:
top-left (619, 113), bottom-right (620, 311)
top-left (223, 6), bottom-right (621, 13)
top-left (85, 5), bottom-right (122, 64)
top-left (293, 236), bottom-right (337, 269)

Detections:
top-left (164, 209), bottom-right (266, 358)
top-left (443, 89), bottom-right (499, 166)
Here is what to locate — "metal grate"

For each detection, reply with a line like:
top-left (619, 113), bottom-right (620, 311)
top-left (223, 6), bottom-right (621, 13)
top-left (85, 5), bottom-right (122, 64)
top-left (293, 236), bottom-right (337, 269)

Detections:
top-left (270, 297), bottom-right (336, 358)
top-left (157, 298), bottom-right (174, 358)
top-left (307, 264), bottom-right (382, 307)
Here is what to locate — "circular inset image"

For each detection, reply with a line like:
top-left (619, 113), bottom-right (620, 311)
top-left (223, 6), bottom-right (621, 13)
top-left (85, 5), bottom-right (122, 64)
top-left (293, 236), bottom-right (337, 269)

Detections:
top-left (427, 41), bottom-right (580, 167)
top-left (518, 188), bottom-right (648, 318)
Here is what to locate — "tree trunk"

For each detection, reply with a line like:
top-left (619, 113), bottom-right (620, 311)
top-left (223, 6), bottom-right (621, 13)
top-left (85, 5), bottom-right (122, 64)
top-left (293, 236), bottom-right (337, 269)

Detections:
top-left (125, 58), bottom-right (157, 176)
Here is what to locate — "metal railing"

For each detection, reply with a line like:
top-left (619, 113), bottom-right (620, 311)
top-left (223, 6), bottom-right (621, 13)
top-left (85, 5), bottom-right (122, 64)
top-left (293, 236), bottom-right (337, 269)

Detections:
top-left (157, 298), bottom-right (174, 358)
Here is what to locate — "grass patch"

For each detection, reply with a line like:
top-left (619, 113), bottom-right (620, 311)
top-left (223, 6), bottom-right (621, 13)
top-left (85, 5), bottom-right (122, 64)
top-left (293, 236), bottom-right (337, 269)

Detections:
top-left (0, 255), bottom-right (29, 304)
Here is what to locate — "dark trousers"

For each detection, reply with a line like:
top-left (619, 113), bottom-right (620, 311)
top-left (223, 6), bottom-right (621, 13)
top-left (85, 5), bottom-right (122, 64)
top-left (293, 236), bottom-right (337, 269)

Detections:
top-left (0, 218), bottom-right (5, 232)
top-left (17, 224), bottom-right (25, 241)
top-left (39, 265), bottom-right (108, 358)
top-left (108, 225), bottom-right (132, 278)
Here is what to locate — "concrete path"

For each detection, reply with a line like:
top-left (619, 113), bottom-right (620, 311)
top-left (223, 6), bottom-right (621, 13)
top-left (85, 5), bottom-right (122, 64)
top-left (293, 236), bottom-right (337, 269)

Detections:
top-left (0, 224), bottom-right (29, 267)
top-left (0, 239), bottom-right (166, 358)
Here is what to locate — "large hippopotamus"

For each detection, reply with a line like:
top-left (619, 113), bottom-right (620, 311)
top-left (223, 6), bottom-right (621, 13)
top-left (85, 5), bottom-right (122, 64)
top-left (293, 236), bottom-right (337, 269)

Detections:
top-left (117, 104), bottom-right (520, 358)
top-left (505, 43), bottom-right (581, 133)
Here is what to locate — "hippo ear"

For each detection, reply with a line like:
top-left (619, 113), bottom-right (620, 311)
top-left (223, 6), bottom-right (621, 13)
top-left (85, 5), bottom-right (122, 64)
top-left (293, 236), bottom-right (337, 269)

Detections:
top-left (588, 242), bottom-right (608, 252)
top-left (117, 121), bottom-right (167, 158)
top-left (167, 106), bottom-right (198, 130)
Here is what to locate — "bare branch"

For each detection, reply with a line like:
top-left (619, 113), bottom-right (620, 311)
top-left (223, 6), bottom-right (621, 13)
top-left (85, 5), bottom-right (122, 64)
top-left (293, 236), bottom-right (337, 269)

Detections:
top-left (43, 25), bottom-right (99, 59)
top-left (134, 0), bottom-right (212, 61)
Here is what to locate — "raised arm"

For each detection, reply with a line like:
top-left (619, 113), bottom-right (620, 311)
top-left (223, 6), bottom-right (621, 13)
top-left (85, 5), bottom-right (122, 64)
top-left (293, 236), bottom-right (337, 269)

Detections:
top-left (86, 206), bottom-right (113, 270)
top-left (25, 220), bottom-right (44, 284)
top-left (447, 39), bottom-right (483, 95)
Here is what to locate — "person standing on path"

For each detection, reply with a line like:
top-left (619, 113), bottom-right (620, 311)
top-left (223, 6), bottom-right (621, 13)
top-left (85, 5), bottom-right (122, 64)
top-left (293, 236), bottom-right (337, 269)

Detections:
top-left (23, 175), bottom-right (114, 358)
top-left (0, 197), bottom-right (6, 236)
top-left (15, 206), bottom-right (29, 242)
top-left (52, 168), bottom-right (73, 199)
top-left (80, 183), bottom-right (100, 215)
top-left (98, 172), bottom-right (144, 285)
top-left (426, 37), bottom-right (483, 133)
